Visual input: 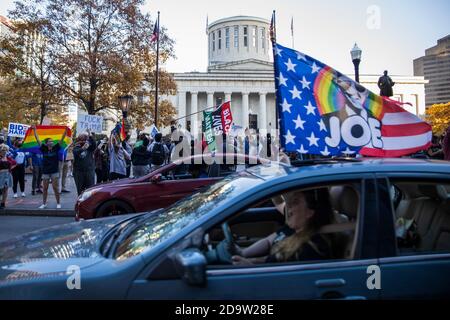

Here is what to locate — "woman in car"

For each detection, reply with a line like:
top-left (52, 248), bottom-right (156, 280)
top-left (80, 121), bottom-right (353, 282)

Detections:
top-left (231, 189), bottom-right (334, 265)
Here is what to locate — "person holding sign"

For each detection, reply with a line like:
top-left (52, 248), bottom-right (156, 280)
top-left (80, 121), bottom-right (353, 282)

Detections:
top-left (31, 125), bottom-right (68, 209)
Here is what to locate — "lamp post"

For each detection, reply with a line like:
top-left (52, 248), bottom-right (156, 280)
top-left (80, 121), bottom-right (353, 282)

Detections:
top-left (351, 43), bottom-right (362, 83)
top-left (118, 95), bottom-right (133, 132)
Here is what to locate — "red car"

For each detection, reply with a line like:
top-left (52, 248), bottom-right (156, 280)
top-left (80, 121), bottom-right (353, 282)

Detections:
top-left (75, 153), bottom-right (266, 220)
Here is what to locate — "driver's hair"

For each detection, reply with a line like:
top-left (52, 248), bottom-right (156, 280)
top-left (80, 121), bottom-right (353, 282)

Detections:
top-left (270, 189), bottom-right (333, 262)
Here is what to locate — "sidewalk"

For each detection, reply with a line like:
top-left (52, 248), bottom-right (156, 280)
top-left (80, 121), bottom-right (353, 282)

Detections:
top-left (1, 173), bottom-right (78, 218)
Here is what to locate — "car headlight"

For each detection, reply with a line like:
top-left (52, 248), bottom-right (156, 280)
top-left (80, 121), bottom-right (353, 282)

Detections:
top-left (78, 188), bottom-right (101, 202)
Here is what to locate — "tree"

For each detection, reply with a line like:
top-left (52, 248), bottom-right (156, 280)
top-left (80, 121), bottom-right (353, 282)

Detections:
top-left (7, 0), bottom-right (177, 128)
top-left (425, 102), bottom-right (450, 136)
top-left (0, 19), bottom-right (66, 125)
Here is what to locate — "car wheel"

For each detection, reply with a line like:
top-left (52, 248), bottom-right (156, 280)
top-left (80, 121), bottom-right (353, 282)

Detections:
top-left (96, 200), bottom-right (135, 218)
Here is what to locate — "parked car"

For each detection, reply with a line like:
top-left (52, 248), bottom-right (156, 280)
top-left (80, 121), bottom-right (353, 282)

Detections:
top-left (1, 158), bottom-right (450, 299)
top-left (75, 153), bottom-right (266, 220)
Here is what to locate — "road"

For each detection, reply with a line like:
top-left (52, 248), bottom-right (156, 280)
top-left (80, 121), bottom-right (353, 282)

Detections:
top-left (0, 215), bottom-right (74, 242)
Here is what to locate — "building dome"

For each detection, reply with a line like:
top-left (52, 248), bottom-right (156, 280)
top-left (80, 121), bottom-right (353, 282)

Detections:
top-left (207, 16), bottom-right (271, 67)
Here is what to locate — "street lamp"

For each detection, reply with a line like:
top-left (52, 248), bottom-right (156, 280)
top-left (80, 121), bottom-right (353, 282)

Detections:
top-left (118, 95), bottom-right (133, 132)
top-left (118, 95), bottom-right (134, 118)
top-left (350, 43), bottom-right (362, 83)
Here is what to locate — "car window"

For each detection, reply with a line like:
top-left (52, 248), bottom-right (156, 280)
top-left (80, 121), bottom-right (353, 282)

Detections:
top-left (203, 182), bottom-right (362, 267)
top-left (389, 180), bottom-right (450, 256)
top-left (114, 171), bottom-right (263, 260)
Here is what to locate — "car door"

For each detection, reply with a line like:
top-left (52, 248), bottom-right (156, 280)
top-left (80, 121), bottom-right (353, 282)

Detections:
top-left (377, 175), bottom-right (450, 299)
top-left (132, 164), bottom-right (223, 211)
top-left (127, 177), bottom-right (381, 300)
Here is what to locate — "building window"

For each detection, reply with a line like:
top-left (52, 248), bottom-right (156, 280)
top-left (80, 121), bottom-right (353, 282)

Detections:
top-left (212, 32), bottom-right (215, 51)
top-left (225, 27), bottom-right (230, 49)
top-left (243, 26), bottom-right (248, 47)
top-left (218, 29), bottom-right (222, 50)
top-left (234, 26), bottom-right (239, 48)
top-left (252, 26), bottom-right (257, 47)
top-left (261, 27), bottom-right (266, 50)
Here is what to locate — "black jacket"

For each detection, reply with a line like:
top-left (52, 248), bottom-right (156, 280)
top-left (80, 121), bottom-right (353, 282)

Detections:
top-left (73, 137), bottom-right (96, 171)
top-left (131, 145), bottom-right (152, 166)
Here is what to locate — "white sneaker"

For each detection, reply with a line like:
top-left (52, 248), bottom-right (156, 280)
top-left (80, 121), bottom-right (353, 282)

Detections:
top-left (13, 194), bottom-right (18, 198)
top-left (56, 204), bottom-right (61, 209)
top-left (21, 192), bottom-right (26, 197)
top-left (39, 204), bottom-right (47, 209)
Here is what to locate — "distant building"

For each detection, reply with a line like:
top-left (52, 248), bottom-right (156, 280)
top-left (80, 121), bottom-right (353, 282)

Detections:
top-left (414, 35), bottom-right (450, 106)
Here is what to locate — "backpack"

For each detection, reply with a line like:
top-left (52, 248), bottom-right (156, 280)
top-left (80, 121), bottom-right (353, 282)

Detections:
top-left (151, 143), bottom-right (165, 166)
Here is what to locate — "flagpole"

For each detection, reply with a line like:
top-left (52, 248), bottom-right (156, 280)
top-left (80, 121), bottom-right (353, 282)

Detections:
top-left (291, 17), bottom-right (295, 49)
top-left (154, 11), bottom-right (160, 128)
top-left (270, 10), bottom-right (279, 132)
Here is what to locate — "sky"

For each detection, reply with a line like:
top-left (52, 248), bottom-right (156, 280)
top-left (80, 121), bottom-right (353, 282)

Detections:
top-left (1, 0), bottom-right (449, 76)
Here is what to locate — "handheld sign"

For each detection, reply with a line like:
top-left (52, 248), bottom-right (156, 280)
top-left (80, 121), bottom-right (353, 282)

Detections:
top-left (8, 123), bottom-right (30, 138)
top-left (77, 113), bottom-right (103, 134)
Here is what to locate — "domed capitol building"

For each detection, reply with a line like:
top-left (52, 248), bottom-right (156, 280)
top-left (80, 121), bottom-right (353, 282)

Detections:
top-left (166, 15), bottom-right (427, 135)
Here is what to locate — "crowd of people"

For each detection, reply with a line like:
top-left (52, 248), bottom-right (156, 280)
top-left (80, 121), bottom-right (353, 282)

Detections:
top-left (1, 123), bottom-right (450, 210)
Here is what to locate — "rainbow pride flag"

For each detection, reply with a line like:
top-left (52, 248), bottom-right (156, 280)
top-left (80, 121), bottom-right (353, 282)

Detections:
top-left (21, 125), bottom-right (72, 159)
top-left (313, 66), bottom-right (385, 120)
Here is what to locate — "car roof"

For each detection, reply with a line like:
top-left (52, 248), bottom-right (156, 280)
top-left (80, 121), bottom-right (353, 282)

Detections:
top-left (246, 158), bottom-right (450, 182)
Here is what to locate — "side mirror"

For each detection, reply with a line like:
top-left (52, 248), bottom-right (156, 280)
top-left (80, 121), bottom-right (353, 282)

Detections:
top-left (151, 174), bottom-right (162, 184)
top-left (174, 248), bottom-right (207, 287)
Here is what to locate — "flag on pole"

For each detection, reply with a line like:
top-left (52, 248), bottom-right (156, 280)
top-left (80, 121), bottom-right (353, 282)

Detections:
top-left (269, 11), bottom-right (276, 42)
top-left (273, 43), bottom-right (432, 158)
top-left (202, 101), bottom-right (234, 152)
top-left (120, 118), bottom-right (127, 141)
top-left (151, 17), bottom-right (159, 43)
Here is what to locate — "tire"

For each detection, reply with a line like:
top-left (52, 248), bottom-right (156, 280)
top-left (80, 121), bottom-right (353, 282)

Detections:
top-left (96, 200), bottom-right (135, 218)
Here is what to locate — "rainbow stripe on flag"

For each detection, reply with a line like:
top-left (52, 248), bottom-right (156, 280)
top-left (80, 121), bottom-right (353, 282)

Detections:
top-left (21, 125), bottom-right (72, 158)
top-left (314, 66), bottom-right (384, 120)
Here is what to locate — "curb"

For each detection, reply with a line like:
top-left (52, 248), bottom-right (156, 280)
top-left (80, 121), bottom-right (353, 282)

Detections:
top-left (1, 209), bottom-right (75, 218)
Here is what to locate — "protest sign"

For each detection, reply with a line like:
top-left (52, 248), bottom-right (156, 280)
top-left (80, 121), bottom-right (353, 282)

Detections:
top-left (8, 122), bottom-right (30, 138)
top-left (77, 113), bottom-right (103, 134)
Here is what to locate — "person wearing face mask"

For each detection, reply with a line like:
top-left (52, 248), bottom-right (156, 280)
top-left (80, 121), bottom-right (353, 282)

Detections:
top-left (10, 138), bottom-right (27, 198)
top-left (73, 131), bottom-right (96, 195)
top-left (31, 125), bottom-right (68, 209)
top-left (231, 189), bottom-right (334, 265)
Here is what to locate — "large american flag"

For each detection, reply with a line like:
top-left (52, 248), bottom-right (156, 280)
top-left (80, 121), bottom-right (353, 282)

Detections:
top-left (274, 43), bottom-right (432, 157)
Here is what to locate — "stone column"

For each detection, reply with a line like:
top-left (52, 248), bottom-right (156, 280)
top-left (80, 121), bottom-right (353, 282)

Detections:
top-left (259, 92), bottom-right (267, 131)
top-left (191, 91), bottom-right (198, 135)
top-left (224, 92), bottom-right (232, 104)
top-left (242, 91), bottom-right (249, 130)
top-left (177, 91), bottom-right (186, 129)
top-left (207, 92), bottom-right (214, 107)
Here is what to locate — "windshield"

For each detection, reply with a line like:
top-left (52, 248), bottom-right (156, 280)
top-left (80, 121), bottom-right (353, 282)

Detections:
top-left (114, 171), bottom-right (263, 260)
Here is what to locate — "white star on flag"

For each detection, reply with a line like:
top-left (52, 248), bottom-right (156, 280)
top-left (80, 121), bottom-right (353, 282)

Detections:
top-left (306, 132), bottom-right (320, 147)
top-left (284, 130), bottom-right (296, 145)
top-left (300, 76), bottom-right (311, 90)
top-left (297, 145), bottom-right (308, 154)
top-left (342, 147), bottom-right (356, 155)
top-left (311, 62), bottom-right (320, 74)
top-left (304, 101), bottom-right (316, 115)
top-left (275, 46), bottom-right (283, 56)
top-left (284, 58), bottom-right (297, 72)
top-left (281, 99), bottom-right (292, 113)
top-left (277, 72), bottom-right (288, 87)
top-left (289, 86), bottom-right (302, 100)
top-left (318, 119), bottom-right (327, 132)
top-left (321, 146), bottom-right (331, 156)
top-left (293, 115), bottom-right (306, 130)
top-left (296, 52), bottom-right (307, 61)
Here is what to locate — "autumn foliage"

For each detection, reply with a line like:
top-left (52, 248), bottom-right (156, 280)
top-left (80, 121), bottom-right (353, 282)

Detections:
top-left (425, 102), bottom-right (450, 136)
top-left (1, 0), bottom-right (177, 129)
